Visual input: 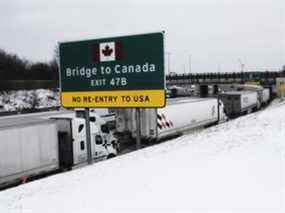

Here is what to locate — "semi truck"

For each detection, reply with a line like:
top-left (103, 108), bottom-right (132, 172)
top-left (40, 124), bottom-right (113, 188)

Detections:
top-left (90, 108), bottom-right (116, 129)
top-left (167, 86), bottom-right (194, 98)
top-left (0, 111), bottom-right (118, 189)
top-left (223, 84), bottom-right (271, 107)
top-left (115, 97), bottom-right (227, 142)
top-left (219, 91), bottom-right (258, 118)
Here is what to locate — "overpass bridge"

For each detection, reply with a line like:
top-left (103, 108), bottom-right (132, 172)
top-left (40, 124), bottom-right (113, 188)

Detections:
top-left (166, 70), bottom-right (285, 87)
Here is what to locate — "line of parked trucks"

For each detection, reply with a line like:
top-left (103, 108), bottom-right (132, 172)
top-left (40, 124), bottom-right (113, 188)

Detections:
top-left (115, 97), bottom-right (227, 142)
top-left (115, 84), bottom-right (271, 142)
top-left (0, 84), bottom-right (271, 189)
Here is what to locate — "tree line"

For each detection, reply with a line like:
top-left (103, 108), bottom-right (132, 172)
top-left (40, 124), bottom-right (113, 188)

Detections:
top-left (0, 48), bottom-right (59, 81)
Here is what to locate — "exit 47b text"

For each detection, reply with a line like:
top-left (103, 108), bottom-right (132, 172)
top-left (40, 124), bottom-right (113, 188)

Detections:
top-left (90, 77), bottom-right (127, 87)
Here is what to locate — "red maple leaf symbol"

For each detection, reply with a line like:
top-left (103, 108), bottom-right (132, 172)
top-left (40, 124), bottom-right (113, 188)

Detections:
top-left (102, 45), bottom-right (113, 56)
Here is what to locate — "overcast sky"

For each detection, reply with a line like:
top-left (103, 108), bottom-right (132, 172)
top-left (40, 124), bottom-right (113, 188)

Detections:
top-left (1, 0), bottom-right (284, 73)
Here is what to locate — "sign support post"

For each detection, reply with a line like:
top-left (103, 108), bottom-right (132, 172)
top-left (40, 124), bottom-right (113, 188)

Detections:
top-left (136, 108), bottom-right (141, 150)
top-left (85, 108), bottom-right (92, 164)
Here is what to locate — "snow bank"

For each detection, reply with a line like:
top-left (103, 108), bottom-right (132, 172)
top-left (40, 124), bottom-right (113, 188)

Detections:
top-left (0, 101), bottom-right (285, 213)
top-left (0, 89), bottom-right (59, 111)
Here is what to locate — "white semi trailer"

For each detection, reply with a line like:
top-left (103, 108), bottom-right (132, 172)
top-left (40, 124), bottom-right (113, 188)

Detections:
top-left (224, 84), bottom-right (271, 108)
top-left (0, 117), bottom-right (59, 188)
top-left (0, 111), bottom-right (118, 189)
top-left (115, 97), bottom-right (227, 142)
top-left (219, 91), bottom-right (258, 118)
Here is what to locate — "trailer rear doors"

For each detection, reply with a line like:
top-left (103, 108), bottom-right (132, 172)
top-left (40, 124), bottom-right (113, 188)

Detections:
top-left (52, 118), bottom-right (74, 169)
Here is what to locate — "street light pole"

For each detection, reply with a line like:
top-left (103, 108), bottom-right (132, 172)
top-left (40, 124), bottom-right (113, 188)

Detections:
top-left (165, 52), bottom-right (171, 74)
top-left (189, 54), bottom-right (192, 74)
top-left (238, 58), bottom-right (245, 73)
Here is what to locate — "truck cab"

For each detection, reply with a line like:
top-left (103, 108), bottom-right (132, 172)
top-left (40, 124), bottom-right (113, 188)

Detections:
top-left (71, 117), bottom-right (118, 165)
top-left (43, 110), bottom-right (118, 168)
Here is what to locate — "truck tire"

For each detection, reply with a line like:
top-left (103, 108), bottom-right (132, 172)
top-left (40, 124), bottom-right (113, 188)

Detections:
top-left (247, 108), bottom-right (252, 114)
top-left (107, 154), bottom-right (116, 159)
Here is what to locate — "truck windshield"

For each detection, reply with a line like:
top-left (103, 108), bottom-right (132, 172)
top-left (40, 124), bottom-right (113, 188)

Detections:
top-left (95, 135), bottom-right (103, 145)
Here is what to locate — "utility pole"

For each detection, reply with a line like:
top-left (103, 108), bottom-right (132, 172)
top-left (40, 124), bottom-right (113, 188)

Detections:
top-left (238, 58), bottom-right (245, 72)
top-left (165, 52), bottom-right (171, 74)
top-left (189, 54), bottom-right (192, 74)
top-left (218, 64), bottom-right (221, 73)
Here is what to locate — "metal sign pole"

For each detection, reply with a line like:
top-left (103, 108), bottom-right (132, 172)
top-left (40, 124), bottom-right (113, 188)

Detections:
top-left (217, 95), bottom-right (220, 122)
top-left (136, 108), bottom-right (141, 150)
top-left (85, 108), bottom-right (92, 164)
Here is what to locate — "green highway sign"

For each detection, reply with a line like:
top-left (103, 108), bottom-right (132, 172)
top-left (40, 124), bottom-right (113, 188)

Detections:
top-left (59, 32), bottom-right (165, 107)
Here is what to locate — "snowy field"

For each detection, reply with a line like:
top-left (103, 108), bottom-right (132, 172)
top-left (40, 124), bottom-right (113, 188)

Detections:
top-left (0, 100), bottom-right (285, 213)
top-left (0, 89), bottom-right (59, 111)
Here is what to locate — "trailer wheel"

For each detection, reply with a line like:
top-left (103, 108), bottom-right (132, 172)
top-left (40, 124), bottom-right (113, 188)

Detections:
top-left (21, 176), bottom-right (28, 184)
top-left (107, 154), bottom-right (116, 159)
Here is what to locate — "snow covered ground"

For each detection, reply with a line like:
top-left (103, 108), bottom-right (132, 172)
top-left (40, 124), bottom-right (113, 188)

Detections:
top-left (0, 100), bottom-right (285, 213)
top-left (0, 89), bottom-right (59, 111)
